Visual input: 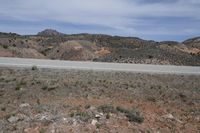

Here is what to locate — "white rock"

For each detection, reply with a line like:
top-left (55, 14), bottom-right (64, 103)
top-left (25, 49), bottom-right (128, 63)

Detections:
top-left (162, 113), bottom-right (183, 123)
top-left (95, 113), bottom-right (104, 119)
top-left (72, 119), bottom-right (78, 126)
top-left (35, 113), bottom-right (51, 121)
top-left (8, 116), bottom-right (19, 123)
top-left (95, 114), bottom-right (101, 119)
top-left (20, 103), bottom-right (30, 108)
top-left (163, 114), bottom-right (174, 119)
top-left (91, 119), bottom-right (98, 126)
top-left (99, 113), bottom-right (104, 116)
top-left (89, 106), bottom-right (96, 110)
top-left (63, 118), bottom-right (67, 121)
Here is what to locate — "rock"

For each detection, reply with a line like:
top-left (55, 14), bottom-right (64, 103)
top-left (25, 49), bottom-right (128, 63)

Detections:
top-left (195, 116), bottom-right (200, 122)
top-left (95, 113), bottom-right (104, 119)
top-left (35, 113), bottom-right (52, 121)
top-left (89, 106), bottom-right (96, 110)
top-left (63, 117), bottom-right (67, 121)
top-left (7, 116), bottom-right (19, 123)
top-left (95, 114), bottom-right (101, 119)
top-left (20, 103), bottom-right (30, 108)
top-left (17, 113), bottom-right (29, 121)
top-left (162, 114), bottom-right (174, 119)
top-left (162, 114), bottom-right (183, 123)
top-left (99, 113), bottom-right (103, 116)
top-left (72, 119), bottom-right (78, 126)
top-left (91, 119), bottom-right (98, 126)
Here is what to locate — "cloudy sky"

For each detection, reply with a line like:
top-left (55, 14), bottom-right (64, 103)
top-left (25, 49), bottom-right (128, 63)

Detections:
top-left (0, 0), bottom-right (200, 41)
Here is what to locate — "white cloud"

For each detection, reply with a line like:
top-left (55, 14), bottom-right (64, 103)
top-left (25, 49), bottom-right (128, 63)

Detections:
top-left (0, 0), bottom-right (199, 39)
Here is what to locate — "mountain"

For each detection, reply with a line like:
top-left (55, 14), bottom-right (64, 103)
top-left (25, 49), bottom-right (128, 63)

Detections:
top-left (0, 29), bottom-right (199, 66)
top-left (37, 29), bottom-right (64, 36)
top-left (183, 37), bottom-right (200, 48)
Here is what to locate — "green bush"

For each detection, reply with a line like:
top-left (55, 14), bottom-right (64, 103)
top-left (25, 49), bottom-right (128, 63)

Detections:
top-left (116, 106), bottom-right (144, 123)
top-left (3, 45), bottom-right (8, 49)
top-left (97, 105), bottom-right (116, 113)
top-left (116, 106), bottom-right (129, 114)
top-left (126, 110), bottom-right (144, 123)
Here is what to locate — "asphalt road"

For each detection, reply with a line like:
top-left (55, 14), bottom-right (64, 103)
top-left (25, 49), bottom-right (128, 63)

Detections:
top-left (0, 57), bottom-right (200, 75)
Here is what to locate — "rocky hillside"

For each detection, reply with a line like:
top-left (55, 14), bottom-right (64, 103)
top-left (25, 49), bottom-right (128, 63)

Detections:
top-left (0, 29), bottom-right (199, 66)
top-left (37, 29), bottom-right (64, 36)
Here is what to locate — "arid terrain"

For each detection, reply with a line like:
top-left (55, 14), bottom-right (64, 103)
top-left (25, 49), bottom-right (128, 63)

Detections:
top-left (0, 67), bottom-right (199, 133)
top-left (0, 29), bottom-right (200, 66)
top-left (0, 29), bottom-right (200, 133)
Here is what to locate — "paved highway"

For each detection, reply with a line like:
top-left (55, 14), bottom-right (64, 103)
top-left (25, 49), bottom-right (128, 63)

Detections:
top-left (0, 57), bottom-right (199, 75)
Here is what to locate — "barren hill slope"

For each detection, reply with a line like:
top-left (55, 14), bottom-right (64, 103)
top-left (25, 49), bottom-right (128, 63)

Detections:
top-left (0, 30), bottom-right (199, 66)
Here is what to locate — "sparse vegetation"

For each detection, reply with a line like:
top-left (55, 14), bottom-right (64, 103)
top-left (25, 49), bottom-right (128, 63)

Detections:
top-left (31, 65), bottom-right (38, 70)
top-left (70, 111), bottom-right (91, 122)
top-left (125, 109), bottom-right (144, 123)
top-left (106, 113), bottom-right (110, 119)
top-left (15, 84), bottom-right (21, 91)
top-left (1, 107), bottom-right (6, 111)
top-left (116, 106), bottom-right (144, 123)
top-left (39, 128), bottom-right (46, 133)
top-left (85, 105), bottom-right (91, 109)
top-left (98, 105), bottom-right (116, 113)
top-left (0, 67), bottom-right (199, 132)
top-left (3, 45), bottom-right (8, 49)
top-left (19, 80), bottom-right (27, 86)
top-left (0, 30), bottom-right (199, 66)
top-left (96, 123), bottom-right (101, 129)
top-left (116, 106), bottom-right (129, 114)
top-left (41, 85), bottom-right (48, 90)
top-left (47, 86), bottom-right (57, 91)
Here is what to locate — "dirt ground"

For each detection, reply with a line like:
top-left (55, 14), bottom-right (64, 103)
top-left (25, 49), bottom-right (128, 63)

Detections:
top-left (0, 67), bottom-right (199, 133)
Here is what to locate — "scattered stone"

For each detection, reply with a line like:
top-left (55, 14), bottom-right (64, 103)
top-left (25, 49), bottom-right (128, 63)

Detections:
top-left (63, 117), bottom-right (67, 121)
top-left (162, 114), bottom-right (183, 123)
top-left (20, 103), bottom-right (30, 108)
top-left (89, 106), bottom-right (96, 111)
top-left (162, 114), bottom-right (174, 119)
top-left (195, 116), bottom-right (200, 122)
top-left (35, 113), bottom-right (52, 121)
top-left (95, 114), bottom-right (101, 119)
top-left (95, 113), bottom-right (104, 120)
top-left (99, 113), bottom-right (103, 116)
top-left (17, 113), bottom-right (29, 121)
top-left (91, 119), bottom-right (98, 126)
top-left (34, 113), bottom-right (53, 126)
top-left (72, 119), bottom-right (78, 126)
top-left (7, 116), bottom-right (19, 123)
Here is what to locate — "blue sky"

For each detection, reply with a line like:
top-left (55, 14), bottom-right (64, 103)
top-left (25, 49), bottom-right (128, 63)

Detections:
top-left (0, 0), bottom-right (200, 41)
